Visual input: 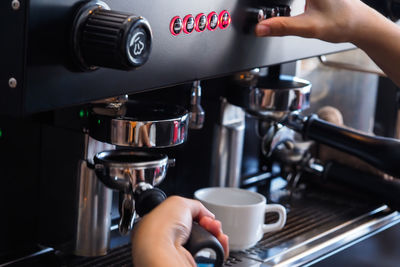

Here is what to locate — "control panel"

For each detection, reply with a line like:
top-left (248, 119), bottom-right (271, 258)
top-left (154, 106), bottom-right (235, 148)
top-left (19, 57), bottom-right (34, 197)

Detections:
top-left (1, 0), bottom-right (354, 115)
top-left (170, 11), bottom-right (231, 36)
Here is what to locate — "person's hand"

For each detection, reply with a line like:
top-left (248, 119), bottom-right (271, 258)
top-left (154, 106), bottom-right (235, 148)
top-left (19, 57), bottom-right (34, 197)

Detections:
top-left (255, 0), bottom-right (380, 44)
top-left (131, 196), bottom-right (229, 267)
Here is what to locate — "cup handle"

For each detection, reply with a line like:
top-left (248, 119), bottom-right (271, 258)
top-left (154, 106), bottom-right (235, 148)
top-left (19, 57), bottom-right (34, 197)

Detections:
top-left (262, 204), bottom-right (287, 233)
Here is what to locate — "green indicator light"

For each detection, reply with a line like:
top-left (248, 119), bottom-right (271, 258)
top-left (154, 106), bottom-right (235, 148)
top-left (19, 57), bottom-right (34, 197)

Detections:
top-left (86, 111), bottom-right (89, 117)
top-left (0, 129), bottom-right (2, 138)
top-left (97, 119), bottom-right (101, 125)
top-left (79, 110), bottom-right (85, 118)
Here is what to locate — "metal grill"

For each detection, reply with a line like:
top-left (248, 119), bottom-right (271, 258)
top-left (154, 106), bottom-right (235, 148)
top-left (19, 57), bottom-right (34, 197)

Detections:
top-left (68, 192), bottom-right (400, 267)
top-left (70, 245), bottom-right (132, 267)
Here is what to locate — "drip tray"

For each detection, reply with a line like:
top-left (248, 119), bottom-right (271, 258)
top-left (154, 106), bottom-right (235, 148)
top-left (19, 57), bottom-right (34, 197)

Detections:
top-left (69, 190), bottom-right (400, 267)
top-left (225, 190), bottom-right (400, 267)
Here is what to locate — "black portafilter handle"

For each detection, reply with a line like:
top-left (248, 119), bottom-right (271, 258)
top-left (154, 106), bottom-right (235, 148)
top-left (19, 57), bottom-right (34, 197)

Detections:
top-left (134, 188), bottom-right (225, 267)
top-left (300, 114), bottom-right (400, 178)
top-left (323, 161), bottom-right (400, 210)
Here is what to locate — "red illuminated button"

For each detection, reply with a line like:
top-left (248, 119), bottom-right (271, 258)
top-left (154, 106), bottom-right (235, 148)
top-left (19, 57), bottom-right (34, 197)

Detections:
top-left (207, 12), bottom-right (219, 31)
top-left (195, 13), bottom-right (207, 32)
top-left (183, 14), bottom-right (195, 34)
top-left (219, 10), bottom-right (231, 29)
top-left (170, 16), bottom-right (183, 36)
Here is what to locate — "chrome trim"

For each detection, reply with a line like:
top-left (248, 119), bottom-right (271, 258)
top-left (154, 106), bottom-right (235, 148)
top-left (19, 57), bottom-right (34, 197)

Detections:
top-left (229, 75), bottom-right (311, 121)
top-left (249, 76), bottom-right (311, 117)
top-left (273, 208), bottom-right (400, 267)
top-left (110, 113), bottom-right (189, 148)
top-left (74, 136), bottom-right (114, 257)
top-left (227, 205), bottom-right (400, 267)
top-left (189, 80), bottom-right (205, 130)
top-left (75, 160), bottom-right (113, 257)
top-left (319, 55), bottom-right (386, 77)
top-left (211, 99), bottom-right (245, 188)
top-left (0, 248), bottom-right (54, 267)
top-left (94, 150), bottom-right (168, 192)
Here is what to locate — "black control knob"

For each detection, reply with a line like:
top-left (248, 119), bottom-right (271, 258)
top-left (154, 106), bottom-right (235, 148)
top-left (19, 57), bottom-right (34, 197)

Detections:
top-left (71, 1), bottom-right (152, 71)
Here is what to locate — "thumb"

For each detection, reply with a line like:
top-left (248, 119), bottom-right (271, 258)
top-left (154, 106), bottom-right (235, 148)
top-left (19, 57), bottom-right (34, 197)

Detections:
top-left (255, 14), bottom-right (317, 38)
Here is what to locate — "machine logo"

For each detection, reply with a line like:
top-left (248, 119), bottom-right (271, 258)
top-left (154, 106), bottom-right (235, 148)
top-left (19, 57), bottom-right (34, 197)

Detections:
top-left (131, 32), bottom-right (145, 56)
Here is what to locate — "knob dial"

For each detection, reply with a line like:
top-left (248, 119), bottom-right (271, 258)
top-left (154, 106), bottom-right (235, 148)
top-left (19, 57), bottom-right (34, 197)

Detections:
top-left (71, 0), bottom-right (152, 71)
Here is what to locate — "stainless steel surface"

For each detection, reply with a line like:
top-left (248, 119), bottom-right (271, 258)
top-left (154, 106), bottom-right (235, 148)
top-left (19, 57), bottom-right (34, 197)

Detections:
top-left (109, 113), bottom-right (189, 148)
top-left (189, 80), bottom-right (205, 130)
top-left (8, 78), bottom-right (17, 88)
top-left (75, 160), bottom-right (113, 257)
top-left (211, 99), bottom-right (245, 187)
top-left (249, 76), bottom-right (311, 119)
top-left (67, 190), bottom-right (400, 267)
top-left (0, 247), bottom-right (54, 267)
top-left (94, 150), bottom-right (168, 192)
top-left (75, 136), bottom-right (115, 257)
top-left (297, 50), bottom-right (379, 133)
top-left (224, 193), bottom-right (400, 267)
top-left (319, 55), bottom-right (386, 77)
top-left (230, 74), bottom-right (311, 121)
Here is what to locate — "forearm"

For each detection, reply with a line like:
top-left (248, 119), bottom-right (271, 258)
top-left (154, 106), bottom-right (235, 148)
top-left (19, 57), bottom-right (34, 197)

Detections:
top-left (352, 10), bottom-right (400, 86)
top-left (255, 0), bottom-right (400, 87)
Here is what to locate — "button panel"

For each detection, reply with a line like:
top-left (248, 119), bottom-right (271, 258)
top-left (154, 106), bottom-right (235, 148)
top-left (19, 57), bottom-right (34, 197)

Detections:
top-left (170, 16), bottom-right (183, 36)
top-left (170, 10), bottom-right (231, 36)
top-left (219, 10), bottom-right (231, 29)
top-left (207, 11), bottom-right (219, 31)
top-left (183, 14), bottom-right (195, 34)
top-left (195, 13), bottom-right (207, 32)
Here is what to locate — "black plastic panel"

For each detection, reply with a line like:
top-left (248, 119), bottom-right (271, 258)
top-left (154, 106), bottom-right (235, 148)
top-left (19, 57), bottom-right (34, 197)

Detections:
top-left (23, 0), bottom-right (353, 114)
top-left (0, 0), bottom-right (27, 115)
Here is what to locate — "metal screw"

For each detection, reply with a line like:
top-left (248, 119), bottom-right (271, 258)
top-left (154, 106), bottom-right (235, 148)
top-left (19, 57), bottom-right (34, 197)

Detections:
top-left (11, 0), bottom-right (20, 10)
top-left (8, 78), bottom-right (17, 88)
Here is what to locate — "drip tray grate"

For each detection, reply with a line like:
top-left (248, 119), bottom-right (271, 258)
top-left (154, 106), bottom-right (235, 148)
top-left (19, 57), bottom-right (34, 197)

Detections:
top-left (68, 191), bottom-right (400, 267)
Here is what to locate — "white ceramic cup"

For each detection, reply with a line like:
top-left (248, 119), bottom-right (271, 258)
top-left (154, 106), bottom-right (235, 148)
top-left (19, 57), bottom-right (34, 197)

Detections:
top-left (194, 187), bottom-right (287, 251)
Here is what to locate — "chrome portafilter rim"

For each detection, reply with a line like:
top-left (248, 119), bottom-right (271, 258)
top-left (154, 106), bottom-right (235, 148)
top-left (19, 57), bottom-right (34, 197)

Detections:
top-left (228, 75), bottom-right (312, 121)
top-left (94, 149), bottom-right (169, 192)
top-left (89, 100), bottom-right (189, 148)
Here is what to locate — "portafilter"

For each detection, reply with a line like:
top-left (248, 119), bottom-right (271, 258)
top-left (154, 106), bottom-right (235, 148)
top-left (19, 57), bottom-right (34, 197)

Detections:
top-left (93, 150), bottom-right (225, 267)
top-left (229, 70), bottom-right (400, 179)
top-left (228, 72), bottom-right (311, 121)
top-left (90, 101), bottom-right (225, 266)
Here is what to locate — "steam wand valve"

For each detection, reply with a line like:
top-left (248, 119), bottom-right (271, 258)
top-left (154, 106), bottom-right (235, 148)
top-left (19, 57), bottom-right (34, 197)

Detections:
top-left (283, 112), bottom-right (400, 178)
top-left (189, 81), bottom-right (205, 129)
top-left (133, 183), bottom-right (225, 267)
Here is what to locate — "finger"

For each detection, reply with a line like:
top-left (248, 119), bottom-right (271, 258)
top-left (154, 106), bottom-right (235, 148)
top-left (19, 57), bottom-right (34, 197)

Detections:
top-left (199, 217), bottom-right (222, 237)
top-left (188, 200), bottom-right (215, 221)
top-left (217, 233), bottom-right (229, 260)
top-left (255, 14), bottom-right (318, 39)
top-left (199, 217), bottom-right (230, 259)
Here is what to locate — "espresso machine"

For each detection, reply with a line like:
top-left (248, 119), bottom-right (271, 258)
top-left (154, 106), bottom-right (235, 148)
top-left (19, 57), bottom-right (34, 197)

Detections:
top-left (2, 0), bottom-right (400, 266)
